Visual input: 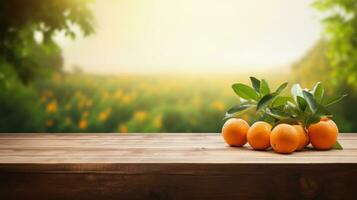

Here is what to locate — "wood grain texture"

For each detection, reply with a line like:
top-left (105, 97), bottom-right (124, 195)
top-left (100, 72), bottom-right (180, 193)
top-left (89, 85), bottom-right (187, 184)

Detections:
top-left (0, 133), bottom-right (357, 200)
top-left (0, 133), bottom-right (356, 164)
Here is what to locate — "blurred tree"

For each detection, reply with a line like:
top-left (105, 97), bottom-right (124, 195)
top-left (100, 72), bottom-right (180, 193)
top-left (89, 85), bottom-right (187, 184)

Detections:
top-left (0, 0), bottom-right (94, 84)
top-left (0, 61), bottom-right (45, 132)
top-left (0, 0), bottom-right (94, 132)
top-left (292, 39), bottom-right (332, 87)
top-left (313, 0), bottom-right (357, 88)
top-left (293, 39), bottom-right (357, 132)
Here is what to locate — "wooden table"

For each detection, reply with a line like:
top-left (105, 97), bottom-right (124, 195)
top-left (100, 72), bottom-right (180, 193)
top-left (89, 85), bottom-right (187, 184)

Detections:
top-left (0, 133), bottom-right (356, 200)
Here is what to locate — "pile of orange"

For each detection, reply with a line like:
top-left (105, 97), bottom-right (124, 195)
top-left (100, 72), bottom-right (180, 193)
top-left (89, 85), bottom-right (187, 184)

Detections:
top-left (221, 118), bottom-right (338, 154)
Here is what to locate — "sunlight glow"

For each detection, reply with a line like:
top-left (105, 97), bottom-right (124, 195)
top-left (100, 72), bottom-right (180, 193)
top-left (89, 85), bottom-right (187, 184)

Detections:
top-left (59, 0), bottom-right (322, 74)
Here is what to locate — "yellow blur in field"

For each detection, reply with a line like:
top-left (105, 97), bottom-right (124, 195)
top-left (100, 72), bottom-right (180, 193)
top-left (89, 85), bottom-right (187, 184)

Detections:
top-left (39, 73), bottom-right (288, 133)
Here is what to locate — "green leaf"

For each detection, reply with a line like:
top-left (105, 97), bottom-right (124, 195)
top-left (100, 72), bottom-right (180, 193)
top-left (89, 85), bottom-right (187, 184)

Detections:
top-left (331, 141), bottom-right (343, 150)
top-left (259, 79), bottom-right (270, 96)
top-left (311, 82), bottom-right (324, 103)
top-left (249, 77), bottom-right (261, 93)
top-left (284, 102), bottom-right (299, 117)
top-left (232, 83), bottom-right (260, 101)
top-left (306, 114), bottom-right (321, 127)
top-left (275, 82), bottom-right (288, 94)
top-left (224, 103), bottom-right (256, 120)
top-left (266, 111), bottom-right (285, 120)
top-left (303, 90), bottom-right (318, 113)
top-left (266, 108), bottom-right (290, 120)
top-left (296, 96), bottom-right (307, 111)
top-left (256, 93), bottom-right (278, 112)
top-left (258, 113), bottom-right (276, 125)
top-left (272, 96), bottom-right (294, 107)
top-left (323, 94), bottom-right (347, 107)
top-left (316, 104), bottom-right (332, 117)
top-left (291, 84), bottom-right (303, 100)
top-left (226, 102), bottom-right (256, 114)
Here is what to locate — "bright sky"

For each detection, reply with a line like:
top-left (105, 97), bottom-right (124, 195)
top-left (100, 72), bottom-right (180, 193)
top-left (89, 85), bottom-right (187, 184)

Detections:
top-left (58, 0), bottom-right (322, 74)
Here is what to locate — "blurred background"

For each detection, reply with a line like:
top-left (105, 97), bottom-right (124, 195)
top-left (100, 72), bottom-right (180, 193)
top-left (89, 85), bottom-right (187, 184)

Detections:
top-left (0, 0), bottom-right (356, 133)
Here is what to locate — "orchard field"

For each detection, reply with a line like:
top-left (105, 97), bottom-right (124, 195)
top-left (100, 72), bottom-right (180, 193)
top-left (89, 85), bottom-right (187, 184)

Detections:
top-left (33, 73), bottom-right (289, 133)
top-left (1, 0), bottom-right (357, 133)
top-left (2, 67), bottom-right (356, 133)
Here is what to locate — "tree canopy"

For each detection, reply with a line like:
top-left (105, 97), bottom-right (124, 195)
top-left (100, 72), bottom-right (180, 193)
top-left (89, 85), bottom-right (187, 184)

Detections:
top-left (313, 0), bottom-right (357, 88)
top-left (0, 0), bottom-right (95, 84)
top-left (292, 39), bottom-right (332, 87)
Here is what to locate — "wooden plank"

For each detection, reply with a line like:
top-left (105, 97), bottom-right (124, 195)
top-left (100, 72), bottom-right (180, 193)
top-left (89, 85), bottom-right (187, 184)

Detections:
top-left (0, 132), bottom-right (355, 139)
top-left (0, 134), bottom-right (356, 164)
top-left (0, 134), bottom-right (357, 199)
top-left (1, 164), bottom-right (357, 200)
top-left (0, 139), bottom-right (355, 149)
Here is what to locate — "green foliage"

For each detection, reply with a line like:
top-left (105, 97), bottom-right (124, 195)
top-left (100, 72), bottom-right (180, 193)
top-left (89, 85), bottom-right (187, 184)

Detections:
top-left (275, 82), bottom-right (288, 94)
top-left (0, 63), bottom-right (44, 132)
top-left (296, 96), bottom-right (307, 111)
top-left (0, 87), bottom-right (44, 132)
top-left (224, 102), bottom-right (256, 120)
top-left (303, 90), bottom-right (318, 113)
top-left (0, 0), bottom-right (94, 84)
top-left (259, 79), bottom-right (270, 96)
top-left (323, 94), bottom-right (348, 106)
top-left (313, 0), bottom-right (357, 88)
top-left (256, 93), bottom-right (278, 113)
top-left (250, 77), bottom-right (261, 92)
top-left (272, 96), bottom-right (294, 107)
top-left (225, 77), bottom-right (288, 124)
top-left (283, 83), bottom-right (345, 128)
top-left (292, 39), bottom-right (357, 132)
top-left (312, 82), bottom-right (324, 103)
top-left (332, 141), bottom-right (343, 150)
top-left (226, 78), bottom-right (345, 131)
top-left (0, 0), bottom-right (94, 133)
top-left (232, 83), bottom-right (259, 101)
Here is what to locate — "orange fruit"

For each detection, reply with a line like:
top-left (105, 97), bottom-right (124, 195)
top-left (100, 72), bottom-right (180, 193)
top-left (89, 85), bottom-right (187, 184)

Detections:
top-left (270, 124), bottom-right (299, 154)
top-left (221, 118), bottom-right (249, 146)
top-left (293, 125), bottom-right (309, 151)
top-left (308, 119), bottom-right (338, 150)
top-left (247, 121), bottom-right (272, 150)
